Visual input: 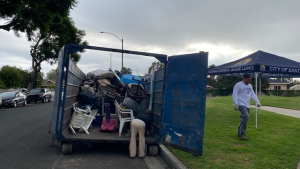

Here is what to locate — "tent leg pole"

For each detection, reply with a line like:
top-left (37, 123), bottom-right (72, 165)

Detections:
top-left (255, 73), bottom-right (258, 129)
top-left (259, 78), bottom-right (261, 114)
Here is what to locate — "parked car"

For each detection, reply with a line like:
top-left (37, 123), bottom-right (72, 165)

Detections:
top-left (27, 88), bottom-right (51, 103)
top-left (0, 97), bottom-right (2, 108)
top-left (20, 88), bottom-right (28, 94)
top-left (0, 91), bottom-right (27, 108)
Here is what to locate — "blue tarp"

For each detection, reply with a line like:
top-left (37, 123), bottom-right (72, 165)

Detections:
top-left (208, 50), bottom-right (300, 78)
top-left (120, 74), bottom-right (142, 84)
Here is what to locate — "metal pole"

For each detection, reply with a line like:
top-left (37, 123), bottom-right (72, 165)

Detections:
top-left (121, 39), bottom-right (123, 73)
top-left (259, 77), bottom-right (261, 114)
top-left (255, 72), bottom-right (258, 129)
top-left (149, 64), bottom-right (156, 110)
top-left (110, 54), bottom-right (112, 70)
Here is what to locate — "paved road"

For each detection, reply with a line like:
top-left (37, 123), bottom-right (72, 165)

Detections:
top-left (0, 102), bottom-right (168, 169)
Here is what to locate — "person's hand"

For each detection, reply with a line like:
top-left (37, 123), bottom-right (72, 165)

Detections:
top-left (234, 104), bottom-right (239, 111)
top-left (257, 103), bottom-right (261, 107)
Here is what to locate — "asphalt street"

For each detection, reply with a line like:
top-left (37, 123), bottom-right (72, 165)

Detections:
top-left (0, 101), bottom-right (168, 169)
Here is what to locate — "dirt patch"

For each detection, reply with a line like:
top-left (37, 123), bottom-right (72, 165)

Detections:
top-left (234, 143), bottom-right (244, 147)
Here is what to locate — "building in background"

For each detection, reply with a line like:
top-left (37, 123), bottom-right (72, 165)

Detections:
top-left (40, 80), bottom-right (56, 88)
top-left (267, 79), bottom-right (289, 90)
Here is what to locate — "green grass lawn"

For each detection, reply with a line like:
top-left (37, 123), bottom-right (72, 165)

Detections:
top-left (168, 96), bottom-right (300, 169)
top-left (250, 95), bottom-right (300, 110)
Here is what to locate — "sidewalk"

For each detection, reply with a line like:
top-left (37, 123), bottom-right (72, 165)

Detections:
top-left (250, 105), bottom-right (300, 119)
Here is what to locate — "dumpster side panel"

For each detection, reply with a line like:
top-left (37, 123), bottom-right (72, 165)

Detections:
top-left (161, 52), bottom-right (208, 155)
top-left (152, 69), bottom-right (165, 136)
top-left (59, 54), bottom-right (86, 140)
top-left (49, 46), bottom-right (66, 138)
top-left (143, 68), bottom-right (165, 137)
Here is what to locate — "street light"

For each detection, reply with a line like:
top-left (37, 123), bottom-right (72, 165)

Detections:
top-left (100, 31), bottom-right (123, 73)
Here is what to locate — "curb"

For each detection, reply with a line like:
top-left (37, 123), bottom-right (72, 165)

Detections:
top-left (159, 144), bottom-right (188, 169)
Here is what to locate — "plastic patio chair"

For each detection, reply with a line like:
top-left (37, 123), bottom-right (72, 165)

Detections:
top-left (114, 100), bottom-right (134, 136)
top-left (70, 103), bottom-right (95, 135)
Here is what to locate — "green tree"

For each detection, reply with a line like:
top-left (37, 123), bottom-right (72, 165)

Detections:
top-left (46, 69), bottom-right (57, 80)
top-left (209, 64), bottom-right (216, 68)
top-left (27, 16), bottom-right (87, 91)
top-left (0, 1), bottom-right (86, 92)
top-left (148, 61), bottom-right (164, 73)
top-left (207, 78), bottom-right (217, 88)
top-left (0, 0), bottom-right (77, 40)
top-left (217, 76), bottom-right (270, 91)
top-left (217, 76), bottom-right (241, 90)
top-left (251, 78), bottom-right (269, 90)
top-left (0, 65), bottom-right (22, 88)
top-left (0, 78), bottom-right (6, 89)
top-left (121, 67), bottom-right (132, 74)
top-left (17, 69), bottom-right (30, 88)
top-left (33, 72), bottom-right (44, 88)
top-left (48, 84), bottom-right (55, 90)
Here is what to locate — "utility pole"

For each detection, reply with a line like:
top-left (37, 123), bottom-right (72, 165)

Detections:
top-left (110, 54), bottom-right (112, 70)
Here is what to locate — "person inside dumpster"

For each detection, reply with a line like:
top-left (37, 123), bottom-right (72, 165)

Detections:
top-left (233, 73), bottom-right (261, 141)
top-left (115, 83), bottom-right (127, 103)
top-left (129, 109), bottom-right (152, 159)
top-left (115, 70), bottom-right (122, 78)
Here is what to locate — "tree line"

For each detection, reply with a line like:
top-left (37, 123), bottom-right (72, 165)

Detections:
top-left (207, 76), bottom-right (270, 91)
top-left (0, 65), bottom-right (43, 89)
top-left (0, 0), bottom-right (87, 92)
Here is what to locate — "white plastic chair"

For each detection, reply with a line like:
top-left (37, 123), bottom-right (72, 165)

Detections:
top-left (114, 101), bottom-right (134, 136)
top-left (70, 103), bottom-right (95, 135)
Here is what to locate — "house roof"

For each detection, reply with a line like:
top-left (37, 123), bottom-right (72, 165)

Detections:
top-left (40, 80), bottom-right (56, 87)
top-left (268, 79), bottom-right (290, 84)
top-left (45, 80), bottom-right (56, 84)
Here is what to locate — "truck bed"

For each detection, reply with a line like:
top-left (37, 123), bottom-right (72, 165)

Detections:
top-left (62, 127), bottom-right (159, 144)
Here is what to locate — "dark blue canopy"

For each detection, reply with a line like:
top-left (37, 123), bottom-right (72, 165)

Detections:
top-left (208, 50), bottom-right (300, 78)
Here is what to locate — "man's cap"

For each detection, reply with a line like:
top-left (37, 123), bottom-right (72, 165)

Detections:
top-left (243, 73), bottom-right (252, 78)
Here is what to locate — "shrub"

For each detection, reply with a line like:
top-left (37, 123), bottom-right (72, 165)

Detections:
top-left (206, 89), bottom-right (232, 97)
top-left (263, 90), bottom-right (300, 97)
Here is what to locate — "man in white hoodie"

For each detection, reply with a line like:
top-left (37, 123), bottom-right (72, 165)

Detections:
top-left (233, 74), bottom-right (261, 140)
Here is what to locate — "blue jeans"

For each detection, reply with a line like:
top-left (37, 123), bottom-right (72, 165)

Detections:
top-left (238, 106), bottom-right (250, 136)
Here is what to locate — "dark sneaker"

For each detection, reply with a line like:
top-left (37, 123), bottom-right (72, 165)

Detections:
top-left (240, 135), bottom-right (247, 140)
top-left (129, 155), bottom-right (136, 159)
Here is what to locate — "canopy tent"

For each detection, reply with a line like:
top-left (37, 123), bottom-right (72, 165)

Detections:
top-left (208, 50), bottom-right (300, 78)
top-left (208, 50), bottom-right (300, 128)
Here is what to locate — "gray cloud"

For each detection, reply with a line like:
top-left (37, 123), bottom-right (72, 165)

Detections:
top-left (1, 0), bottom-right (300, 76)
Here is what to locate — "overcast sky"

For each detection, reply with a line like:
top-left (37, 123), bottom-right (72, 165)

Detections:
top-left (0, 0), bottom-right (300, 77)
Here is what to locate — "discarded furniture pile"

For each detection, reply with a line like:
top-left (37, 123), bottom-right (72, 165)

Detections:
top-left (69, 69), bottom-right (149, 136)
